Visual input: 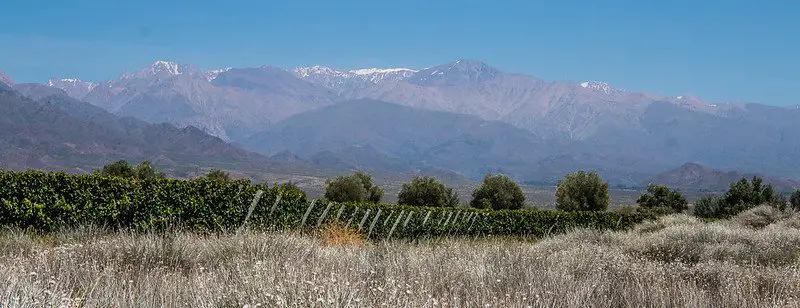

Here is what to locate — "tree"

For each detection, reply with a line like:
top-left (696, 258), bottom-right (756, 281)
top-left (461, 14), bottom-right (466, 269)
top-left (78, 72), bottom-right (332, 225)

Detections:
top-left (205, 168), bottom-right (231, 182)
top-left (99, 160), bottom-right (135, 178)
top-left (397, 176), bottom-right (459, 208)
top-left (791, 190), bottom-right (800, 211)
top-left (555, 170), bottom-right (609, 212)
top-left (470, 174), bottom-right (526, 210)
top-left (98, 160), bottom-right (165, 180)
top-left (132, 161), bottom-right (166, 180)
top-left (324, 172), bottom-right (383, 203)
top-left (725, 176), bottom-right (775, 207)
top-left (636, 184), bottom-right (688, 214)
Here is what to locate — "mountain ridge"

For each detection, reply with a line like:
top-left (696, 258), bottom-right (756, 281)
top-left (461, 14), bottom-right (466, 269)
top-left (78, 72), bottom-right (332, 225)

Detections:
top-left (0, 84), bottom-right (324, 179)
top-left (15, 59), bottom-right (800, 184)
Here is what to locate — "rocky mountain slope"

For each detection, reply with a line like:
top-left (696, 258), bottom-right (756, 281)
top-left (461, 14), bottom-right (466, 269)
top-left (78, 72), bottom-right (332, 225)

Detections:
top-left (46, 78), bottom-right (97, 100)
top-left (0, 85), bottom-right (315, 178)
top-left (33, 59), bottom-right (800, 184)
top-left (62, 61), bottom-right (339, 141)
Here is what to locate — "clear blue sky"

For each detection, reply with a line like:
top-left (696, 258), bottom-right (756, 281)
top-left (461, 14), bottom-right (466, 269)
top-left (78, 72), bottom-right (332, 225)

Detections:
top-left (1, 0), bottom-right (798, 105)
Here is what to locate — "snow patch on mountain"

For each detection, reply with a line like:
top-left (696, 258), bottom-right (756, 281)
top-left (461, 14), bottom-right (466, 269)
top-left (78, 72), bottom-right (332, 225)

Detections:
top-left (294, 65), bottom-right (417, 89)
top-left (0, 71), bottom-right (15, 86)
top-left (117, 60), bottom-right (194, 81)
top-left (47, 78), bottom-right (97, 89)
top-left (46, 78), bottom-right (98, 99)
top-left (671, 94), bottom-right (725, 113)
top-left (580, 81), bottom-right (618, 94)
top-left (295, 66), bottom-right (351, 78)
top-left (204, 67), bottom-right (232, 81)
top-left (349, 68), bottom-right (417, 75)
top-left (151, 60), bottom-right (183, 75)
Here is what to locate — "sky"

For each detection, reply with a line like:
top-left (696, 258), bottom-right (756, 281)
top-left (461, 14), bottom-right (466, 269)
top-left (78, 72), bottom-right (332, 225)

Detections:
top-left (0, 0), bottom-right (798, 105)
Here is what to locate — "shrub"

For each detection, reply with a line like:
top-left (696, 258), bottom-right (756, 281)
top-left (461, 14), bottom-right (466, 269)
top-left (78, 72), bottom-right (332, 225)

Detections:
top-left (324, 172), bottom-right (383, 203)
top-left (317, 221), bottom-right (365, 247)
top-left (613, 205), bottom-right (639, 216)
top-left (555, 170), bottom-right (609, 212)
top-left (694, 176), bottom-right (780, 219)
top-left (770, 194), bottom-right (788, 212)
top-left (791, 190), bottom-right (800, 211)
top-left (692, 196), bottom-right (722, 219)
top-left (636, 184), bottom-right (688, 214)
top-left (397, 176), bottom-right (459, 208)
top-left (735, 205), bottom-right (789, 229)
top-left (205, 168), bottom-right (231, 182)
top-left (633, 214), bottom-right (702, 234)
top-left (637, 206), bottom-right (678, 220)
top-left (692, 195), bottom-right (752, 219)
top-left (470, 174), bottom-right (526, 210)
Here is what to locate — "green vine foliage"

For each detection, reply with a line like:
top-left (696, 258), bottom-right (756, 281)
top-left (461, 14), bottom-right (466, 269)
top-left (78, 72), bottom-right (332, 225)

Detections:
top-left (0, 170), bottom-right (644, 238)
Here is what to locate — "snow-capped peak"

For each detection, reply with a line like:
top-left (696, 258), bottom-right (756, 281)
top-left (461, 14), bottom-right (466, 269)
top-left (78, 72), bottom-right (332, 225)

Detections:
top-left (348, 67), bottom-right (417, 83)
top-left (204, 67), bottom-right (232, 81)
top-left (580, 81), bottom-right (619, 94)
top-left (294, 66), bottom-right (347, 78)
top-left (116, 60), bottom-right (195, 81)
top-left (150, 60), bottom-right (183, 76)
top-left (294, 65), bottom-right (417, 84)
top-left (349, 68), bottom-right (417, 75)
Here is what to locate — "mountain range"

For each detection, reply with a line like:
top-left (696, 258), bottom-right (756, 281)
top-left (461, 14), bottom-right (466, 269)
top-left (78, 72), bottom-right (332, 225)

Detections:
top-left (0, 81), bottom-right (327, 180)
top-left (4, 58), bottom-right (800, 189)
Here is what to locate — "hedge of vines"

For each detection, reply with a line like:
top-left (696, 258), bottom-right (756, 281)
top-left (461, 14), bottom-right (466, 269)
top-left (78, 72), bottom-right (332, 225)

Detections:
top-left (0, 170), bottom-right (645, 239)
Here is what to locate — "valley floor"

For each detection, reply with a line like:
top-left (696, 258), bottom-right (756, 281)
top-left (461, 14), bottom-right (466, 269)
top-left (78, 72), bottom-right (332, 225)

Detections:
top-left (2, 212), bottom-right (800, 307)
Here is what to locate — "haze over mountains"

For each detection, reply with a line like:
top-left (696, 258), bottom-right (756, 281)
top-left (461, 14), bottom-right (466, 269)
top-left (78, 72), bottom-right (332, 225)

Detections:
top-left (5, 59), bottom-right (800, 189)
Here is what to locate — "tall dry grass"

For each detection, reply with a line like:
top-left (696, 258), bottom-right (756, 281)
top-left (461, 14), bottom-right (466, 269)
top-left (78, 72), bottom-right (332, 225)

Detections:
top-left (2, 209), bottom-right (800, 307)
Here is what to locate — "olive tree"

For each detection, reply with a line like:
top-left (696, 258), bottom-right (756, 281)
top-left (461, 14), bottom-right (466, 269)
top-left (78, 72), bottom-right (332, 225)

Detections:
top-left (397, 176), bottom-right (459, 208)
top-left (324, 172), bottom-right (383, 203)
top-left (555, 170), bottom-right (609, 212)
top-left (470, 174), bottom-right (526, 210)
top-left (98, 160), bottom-right (165, 180)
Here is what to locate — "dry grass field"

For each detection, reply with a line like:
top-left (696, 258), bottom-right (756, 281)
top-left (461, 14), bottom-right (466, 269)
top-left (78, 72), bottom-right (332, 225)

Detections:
top-left (2, 206), bottom-right (800, 307)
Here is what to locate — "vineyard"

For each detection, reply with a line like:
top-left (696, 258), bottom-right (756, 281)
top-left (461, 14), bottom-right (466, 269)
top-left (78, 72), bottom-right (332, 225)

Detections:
top-left (0, 170), bottom-right (644, 239)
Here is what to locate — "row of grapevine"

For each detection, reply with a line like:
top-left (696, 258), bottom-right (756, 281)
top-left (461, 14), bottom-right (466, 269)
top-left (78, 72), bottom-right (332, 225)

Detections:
top-left (0, 170), bottom-right (645, 238)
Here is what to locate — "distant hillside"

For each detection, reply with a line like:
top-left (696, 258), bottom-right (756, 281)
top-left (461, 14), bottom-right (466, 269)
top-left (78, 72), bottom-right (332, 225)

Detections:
top-left (0, 86), bottom-right (316, 178)
top-left (241, 99), bottom-right (549, 180)
top-left (645, 163), bottom-right (800, 193)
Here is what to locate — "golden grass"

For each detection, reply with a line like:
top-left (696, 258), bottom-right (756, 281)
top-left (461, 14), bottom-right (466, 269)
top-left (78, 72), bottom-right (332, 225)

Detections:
top-left (1, 211), bottom-right (799, 307)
